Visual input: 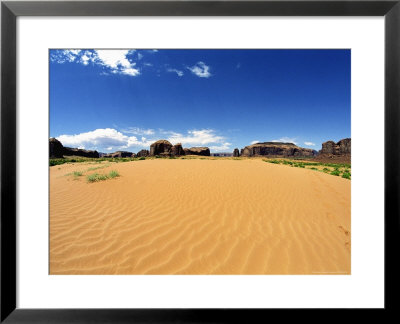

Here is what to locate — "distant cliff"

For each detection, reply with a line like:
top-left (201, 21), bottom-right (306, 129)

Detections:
top-left (102, 151), bottom-right (134, 158)
top-left (240, 142), bottom-right (317, 157)
top-left (315, 138), bottom-right (351, 162)
top-left (49, 138), bottom-right (99, 158)
top-left (149, 140), bottom-right (210, 156)
top-left (319, 138), bottom-right (351, 156)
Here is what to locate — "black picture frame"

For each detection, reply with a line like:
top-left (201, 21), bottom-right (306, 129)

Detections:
top-left (1, 0), bottom-right (399, 322)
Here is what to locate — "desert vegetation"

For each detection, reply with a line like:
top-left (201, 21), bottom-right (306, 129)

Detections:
top-left (263, 159), bottom-right (351, 179)
top-left (86, 170), bottom-right (120, 183)
top-left (50, 156), bottom-right (143, 166)
top-left (63, 162), bottom-right (120, 183)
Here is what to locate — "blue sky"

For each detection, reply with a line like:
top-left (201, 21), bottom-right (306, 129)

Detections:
top-left (50, 49), bottom-right (350, 153)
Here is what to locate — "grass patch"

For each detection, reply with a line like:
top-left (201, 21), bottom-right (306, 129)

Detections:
top-left (87, 164), bottom-right (110, 172)
top-left (50, 159), bottom-right (68, 166)
top-left (86, 170), bottom-right (120, 183)
top-left (264, 159), bottom-right (280, 164)
top-left (330, 170), bottom-right (341, 176)
top-left (342, 172), bottom-right (351, 179)
top-left (86, 173), bottom-right (109, 183)
top-left (50, 157), bottom-right (137, 167)
top-left (262, 158), bottom-right (350, 179)
top-left (65, 170), bottom-right (84, 178)
top-left (138, 157), bottom-right (146, 160)
top-left (108, 170), bottom-right (119, 178)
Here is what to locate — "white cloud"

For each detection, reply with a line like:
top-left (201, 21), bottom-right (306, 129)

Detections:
top-left (250, 140), bottom-right (260, 145)
top-left (304, 141), bottom-right (315, 146)
top-left (209, 142), bottom-right (232, 151)
top-left (187, 61), bottom-right (212, 78)
top-left (121, 127), bottom-right (155, 136)
top-left (166, 68), bottom-right (184, 77)
top-left (57, 128), bottom-right (154, 151)
top-left (56, 128), bottom-right (230, 153)
top-left (271, 137), bottom-right (297, 145)
top-left (81, 54), bottom-right (90, 65)
top-left (94, 50), bottom-right (139, 76)
top-left (50, 49), bottom-right (140, 77)
top-left (167, 129), bottom-right (224, 146)
top-left (50, 50), bottom-right (80, 63)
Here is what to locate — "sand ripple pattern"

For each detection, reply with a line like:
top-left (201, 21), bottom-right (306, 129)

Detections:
top-left (50, 159), bottom-right (351, 274)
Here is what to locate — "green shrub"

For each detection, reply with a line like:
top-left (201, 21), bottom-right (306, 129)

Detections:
top-left (108, 170), bottom-right (119, 178)
top-left (86, 170), bottom-right (120, 182)
top-left (87, 164), bottom-right (110, 171)
top-left (342, 172), bottom-right (351, 179)
top-left (86, 173), bottom-right (108, 183)
top-left (50, 157), bottom-right (106, 166)
top-left (65, 171), bottom-right (83, 177)
top-left (138, 157), bottom-right (146, 160)
top-left (330, 170), bottom-right (341, 176)
top-left (50, 159), bottom-right (67, 166)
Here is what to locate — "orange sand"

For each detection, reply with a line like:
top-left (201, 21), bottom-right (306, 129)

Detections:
top-left (50, 159), bottom-right (351, 274)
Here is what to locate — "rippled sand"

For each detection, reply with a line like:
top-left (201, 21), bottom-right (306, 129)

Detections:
top-left (50, 159), bottom-right (351, 274)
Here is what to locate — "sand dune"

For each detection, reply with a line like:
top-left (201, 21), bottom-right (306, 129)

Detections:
top-left (50, 159), bottom-right (350, 274)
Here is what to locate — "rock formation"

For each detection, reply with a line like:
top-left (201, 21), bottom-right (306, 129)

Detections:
top-left (63, 147), bottom-right (100, 158)
top-left (171, 143), bottom-right (185, 156)
top-left (233, 148), bottom-right (240, 157)
top-left (319, 138), bottom-right (351, 156)
top-left (240, 142), bottom-right (316, 157)
top-left (49, 138), bottom-right (99, 158)
top-left (150, 140), bottom-right (173, 156)
top-left (184, 147), bottom-right (211, 156)
top-left (49, 138), bottom-right (64, 158)
top-left (136, 149), bottom-right (150, 157)
top-left (211, 153), bottom-right (233, 157)
top-left (103, 151), bottom-right (134, 158)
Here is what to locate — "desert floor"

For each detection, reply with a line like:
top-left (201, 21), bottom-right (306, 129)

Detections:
top-left (50, 159), bottom-right (351, 274)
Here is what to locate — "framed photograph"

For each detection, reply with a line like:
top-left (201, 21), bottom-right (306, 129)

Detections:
top-left (1, 0), bottom-right (399, 322)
